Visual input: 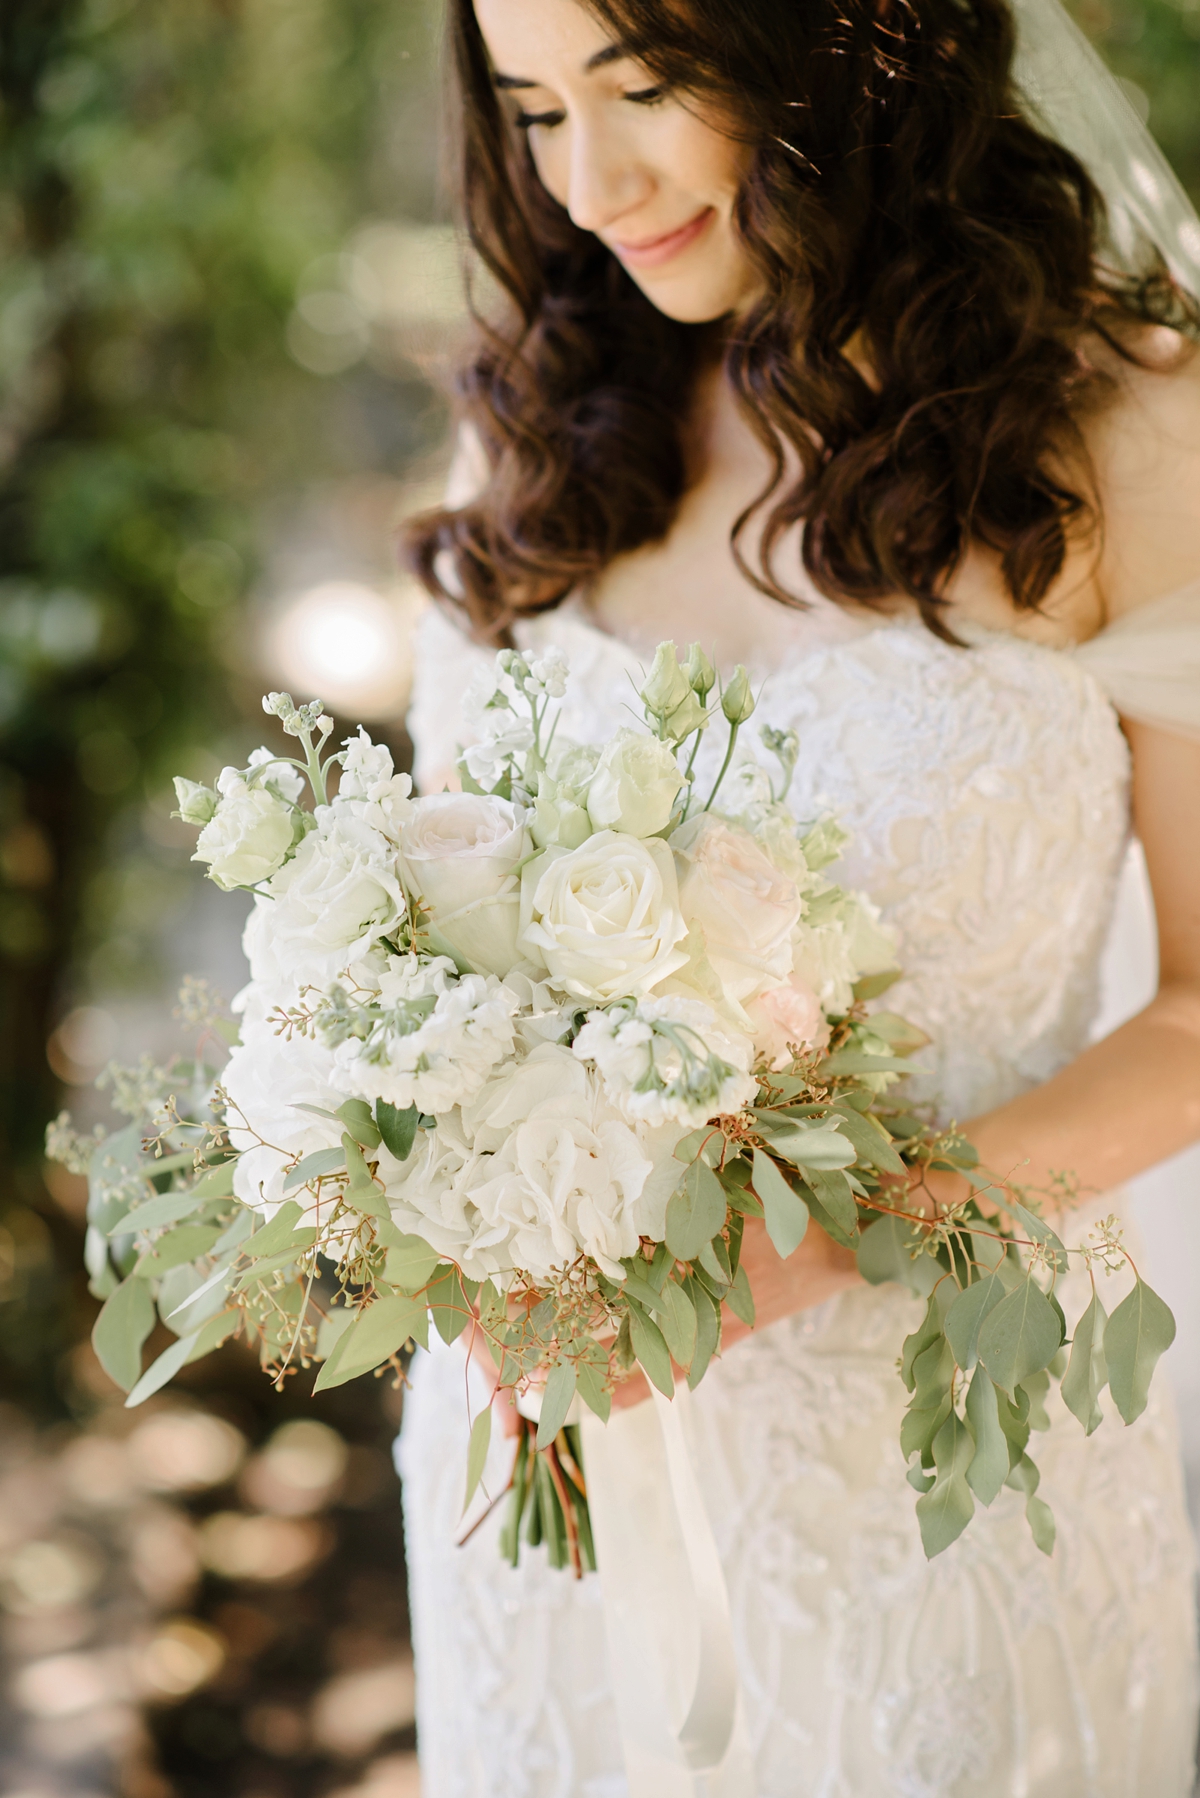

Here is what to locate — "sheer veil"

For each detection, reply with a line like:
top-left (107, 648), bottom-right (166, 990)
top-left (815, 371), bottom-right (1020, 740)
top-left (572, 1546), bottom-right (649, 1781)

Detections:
top-left (1009, 0), bottom-right (1200, 291)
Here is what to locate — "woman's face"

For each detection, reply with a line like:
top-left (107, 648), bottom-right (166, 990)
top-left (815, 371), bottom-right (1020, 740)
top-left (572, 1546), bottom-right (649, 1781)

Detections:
top-left (473, 0), bottom-right (757, 323)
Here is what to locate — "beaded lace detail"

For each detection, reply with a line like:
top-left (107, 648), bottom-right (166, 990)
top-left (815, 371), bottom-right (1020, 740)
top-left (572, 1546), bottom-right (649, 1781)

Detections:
top-left (399, 601), bottom-right (1199, 1798)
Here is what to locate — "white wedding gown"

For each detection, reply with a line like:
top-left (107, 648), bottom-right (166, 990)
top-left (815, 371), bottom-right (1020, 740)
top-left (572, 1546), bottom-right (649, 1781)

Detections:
top-left (397, 583), bottom-right (1200, 1798)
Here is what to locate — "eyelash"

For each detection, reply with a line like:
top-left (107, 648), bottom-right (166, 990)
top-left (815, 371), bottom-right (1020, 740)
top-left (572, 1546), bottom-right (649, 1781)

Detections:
top-left (514, 85), bottom-right (667, 131)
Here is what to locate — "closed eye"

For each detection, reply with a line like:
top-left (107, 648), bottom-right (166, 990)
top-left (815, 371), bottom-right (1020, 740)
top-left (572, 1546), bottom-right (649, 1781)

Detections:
top-left (623, 84), bottom-right (667, 105)
top-left (514, 107), bottom-right (567, 130)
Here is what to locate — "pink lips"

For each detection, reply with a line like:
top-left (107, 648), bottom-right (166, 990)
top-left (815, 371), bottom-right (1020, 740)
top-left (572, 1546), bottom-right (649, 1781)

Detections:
top-left (610, 207), bottom-right (715, 270)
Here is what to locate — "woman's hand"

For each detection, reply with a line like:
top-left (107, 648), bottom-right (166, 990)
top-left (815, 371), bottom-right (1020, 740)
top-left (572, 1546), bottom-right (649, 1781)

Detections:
top-left (611, 1216), bottom-right (861, 1412)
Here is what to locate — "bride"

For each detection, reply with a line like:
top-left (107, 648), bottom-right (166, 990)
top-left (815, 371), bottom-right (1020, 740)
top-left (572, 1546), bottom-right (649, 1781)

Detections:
top-left (395, 0), bottom-right (1200, 1790)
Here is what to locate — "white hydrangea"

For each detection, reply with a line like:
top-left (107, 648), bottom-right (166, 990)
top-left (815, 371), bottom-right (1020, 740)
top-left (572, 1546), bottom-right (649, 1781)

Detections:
top-left (572, 994), bottom-right (757, 1129)
top-left (222, 1017), bottom-right (346, 1217)
top-left (328, 954), bottom-right (519, 1115)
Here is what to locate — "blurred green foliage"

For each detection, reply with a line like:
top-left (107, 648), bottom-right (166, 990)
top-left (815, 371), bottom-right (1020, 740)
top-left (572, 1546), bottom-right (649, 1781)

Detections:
top-left (1070, 0), bottom-right (1200, 203)
top-left (0, 0), bottom-right (443, 1413)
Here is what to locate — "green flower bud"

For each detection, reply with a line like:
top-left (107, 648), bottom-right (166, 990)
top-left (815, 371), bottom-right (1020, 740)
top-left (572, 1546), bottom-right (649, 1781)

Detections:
top-left (639, 642), bottom-right (691, 719)
top-left (662, 690), bottom-right (710, 743)
top-left (720, 664), bottom-right (756, 726)
top-left (684, 642), bottom-right (716, 699)
top-left (172, 777), bottom-right (218, 826)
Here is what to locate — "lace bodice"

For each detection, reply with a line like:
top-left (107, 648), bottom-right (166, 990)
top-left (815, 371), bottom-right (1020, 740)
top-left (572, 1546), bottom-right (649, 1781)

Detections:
top-left (399, 593), bottom-right (1200, 1798)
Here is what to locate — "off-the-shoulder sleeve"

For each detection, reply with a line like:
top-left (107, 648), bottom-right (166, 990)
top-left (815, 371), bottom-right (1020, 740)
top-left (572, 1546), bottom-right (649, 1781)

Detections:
top-left (407, 603), bottom-right (493, 792)
top-left (1073, 580), bottom-right (1200, 741)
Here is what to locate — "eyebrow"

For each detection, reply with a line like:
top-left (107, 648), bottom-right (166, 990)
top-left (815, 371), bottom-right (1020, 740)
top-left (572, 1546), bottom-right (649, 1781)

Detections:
top-left (493, 41), bottom-right (630, 90)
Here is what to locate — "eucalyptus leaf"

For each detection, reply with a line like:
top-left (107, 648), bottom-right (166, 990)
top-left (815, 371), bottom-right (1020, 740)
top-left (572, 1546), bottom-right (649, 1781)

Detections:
top-left (1105, 1278), bottom-right (1176, 1425)
top-left (964, 1368), bottom-right (1009, 1505)
top-left (381, 1231), bottom-right (441, 1294)
top-left (1060, 1290), bottom-right (1109, 1435)
top-left (915, 1412), bottom-right (975, 1557)
top-left (901, 1295), bottom-right (943, 1392)
top-left (92, 1276), bottom-right (156, 1392)
top-left (336, 1098), bottom-right (382, 1150)
top-left (576, 1354), bottom-right (612, 1423)
top-left (801, 1167), bottom-right (858, 1243)
top-left (857, 1214), bottom-right (937, 1295)
top-left (1006, 1452), bottom-right (1056, 1555)
top-left (656, 1279), bottom-right (697, 1371)
top-left (463, 1406), bottom-right (493, 1513)
top-left (752, 1149), bottom-right (809, 1258)
top-left (976, 1277), bottom-right (1062, 1398)
top-left (112, 1187), bottom-right (207, 1237)
top-left (665, 1158), bottom-right (727, 1263)
top-left (685, 1275), bottom-right (721, 1391)
top-left (829, 1106), bottom-right (907, 1176)
top-left (313, 1292), bottom-right (427, 1391)
top-left (537, 1358), bottom-right (578, 1450)
top-left (427, 1264), bottom-right (474, 1346)
top-left (627, 1302), bottom-right (674, 1397)
top-left (125, 1327), bottom-right (202, 1408)
top-left (944, 1271), bottom-right (1008, 1372)
top-left (342, 1136), bottom-right (388, 1217)
top-left (993, 1195), bottom-right (1068, 1272)
top-left (376, 1100), bottom-right (420, 1162)
top-left (763, 1123), bottom-right (856, 1171)
top-left (283, 1146), bottom-right (346, 1193)
top-left (724, 1262), bottom-right (756, 1329)
top-left (243, 1200), bottom-right (304, 1260)
top-left (819, 1049), bottom-right (923, 1078)
top-left (138, 1223), bottom-right (224, 1275)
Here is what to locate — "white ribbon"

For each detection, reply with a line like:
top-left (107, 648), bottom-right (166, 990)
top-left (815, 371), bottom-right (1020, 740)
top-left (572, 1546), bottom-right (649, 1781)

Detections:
top-left (581, 1385), bottom-right (755, 1796)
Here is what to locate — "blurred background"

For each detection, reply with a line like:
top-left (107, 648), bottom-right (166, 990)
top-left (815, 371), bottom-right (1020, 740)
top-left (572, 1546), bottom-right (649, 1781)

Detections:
top-left (0, 0), bottom-right (1197, 1793)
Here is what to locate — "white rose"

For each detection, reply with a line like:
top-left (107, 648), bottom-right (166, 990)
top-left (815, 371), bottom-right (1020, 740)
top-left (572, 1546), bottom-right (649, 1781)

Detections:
top-left (745, 974), bottom-right (827, 1071)
top-left (399, 793), bottom-right (530, 978)
top-left (670, 814), bottom-right (801, 1005)
top-left (193, 773), bottom-right (295, 892)
top-left (266, 810), bottom-right (406, 986)
top-left (519, 831), bottom-right (688, 1004)
top-left (586, 728), bottom-right (684, 838)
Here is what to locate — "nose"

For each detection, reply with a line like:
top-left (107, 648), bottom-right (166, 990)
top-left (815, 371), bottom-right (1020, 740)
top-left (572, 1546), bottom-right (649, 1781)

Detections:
top-left (563, 117), bottom-right (653, 237)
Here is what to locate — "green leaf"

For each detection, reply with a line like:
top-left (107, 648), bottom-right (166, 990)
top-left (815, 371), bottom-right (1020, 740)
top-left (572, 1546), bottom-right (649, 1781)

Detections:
top-left (944, 1271), bottom-right (1008, 1372)
top-left (915, 1412), bottom-right (975, 1557)
top-left (537, 1358), bottom-right (578, 1450)
top-left (380, 1230), bottom-right (441, 1294)
top-left (656, 1279), bottom-right (697, 1371)
top-left (672, 1127), bottom-right (723, 1166)
top-left (964, 1368), bottom-right (1009, 1506)
top-left (627, 1302), bottom-right (674, 1397)
top-left (92, 1276), bottom-right (157, 1392)
top-left (337, 1099), bottom-right (382, 1150)
top-left (233, 1231), bottom-right (318, 1287)
top-left (1006, 1452), bottom-right (1056, 1554)
top-left (900, 1338), bottom-right (954, 1459)
top-left (751, 1150), bottom-right (809, 1258)
top-left (857, 1213), bottom-right (937, 1295)
top-left (575, 1354), bottom-right (611, 1423)
top-left (376, 1100), bottom-right (420, 1162)
top-left (801, 1167), bottom-right (858, 1243)
top-left (342, 1135), bottom-right (388, 1217)
top-left (427, 1264), bottom-right (474, 1345)
top-left (850, 968), bottom-right (902, 1001)
top-left (184, 1307), bottom-right (240, 1363)
top-left (137, 1222), bottom-right (224, 1274)
top-left (828, 1106), bottom-right (907, 1176)
top-left (762, 1123), bottom-right (856, 1171)
top-left (1060, 1290), bottom-right (1109, 1435)
top-left (283, 1146), bottom-right (346, 1193)
top-left (1105, 1278), bottom-right (1176, 1425)
top-left (243, 1200), bottom-right (304, 1260)
top-left (724, 1261), bottom-right (756, 1328)
top-left (463, 1406), bottom-right (493, 1513)
top-left (993, 1195), bottom-right (1068, 1272)
top-left (684, 1275), bottom-right (721, 1391)
top-left (313, 1293), bottom-right (427, 1391)
top-left (111, 1187), bottom-right (206, 1236)
top-left (900, 1295), bottom-right (943, 1392)
top-left (665, 1158), bottom-right (728, 1263)
top-left (976, 1276), bottom-right (1062, 1398)
top-left (860, 1011), bottom-right (930, 1056)
top-left (819, 1049), bottom-right (922, 1078)
top-left (620, 1263), bottom-right (671, 1315)
top-left (125, 1328), bottom-right (203, 1408)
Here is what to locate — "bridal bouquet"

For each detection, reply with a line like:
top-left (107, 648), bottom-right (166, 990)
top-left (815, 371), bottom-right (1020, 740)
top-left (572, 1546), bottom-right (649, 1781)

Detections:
top-left (49, 638), bottom-right (1175, 1570)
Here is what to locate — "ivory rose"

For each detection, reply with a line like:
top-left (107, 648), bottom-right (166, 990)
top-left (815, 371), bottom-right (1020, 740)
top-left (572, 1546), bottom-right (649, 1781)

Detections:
top-left (192, 769), bottom-right (295, 892)
top-left (586, 728), bottom-right (684, 838)
top-left (399, 793), bottom-right (530, 978)
top-left (519, 831), bottom-right (688, 1003)
top-left (670, 814), bottom-right (802, 1005)
top-left (265, 811), bottom-right (405, 985)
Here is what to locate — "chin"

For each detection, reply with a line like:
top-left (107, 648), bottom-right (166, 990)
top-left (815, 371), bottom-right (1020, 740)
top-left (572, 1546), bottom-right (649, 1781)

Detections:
top-left (630, 272), bottom-right (754, 324)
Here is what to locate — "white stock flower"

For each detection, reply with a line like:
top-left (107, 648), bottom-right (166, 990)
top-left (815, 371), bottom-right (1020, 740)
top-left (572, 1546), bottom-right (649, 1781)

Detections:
top-left (526, 646), bottom-right (568, 698)
top-left (328, 955), bottom-right (518, 1114)
top-left (337, 728), bottom-right (414, 841)
top-left (246, 747), bottom-right (304, 804)
top-left (460, 664), bottom-right (535, 790)
top-left (670, 814), bottom-right (801, 1005)
top-left (519, 831), bottom-right (688, 1004)
top-left (790, 888), bottom-right (896, 1013)
top-left (265, 809), bottom-right (405, 986)
top-left (572, 994), bottom-right (756, 1129)
top-left (192, 768), bottom-right (296, 892)
top-left (586, 728), bottom-right (684, 838)
top-left (399, 793), bottom-right (529, 978)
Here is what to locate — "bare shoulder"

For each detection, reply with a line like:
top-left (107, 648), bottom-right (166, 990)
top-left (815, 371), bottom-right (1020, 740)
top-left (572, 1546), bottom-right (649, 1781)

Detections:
top-left (1079, 323), bottom-right (1200, 624)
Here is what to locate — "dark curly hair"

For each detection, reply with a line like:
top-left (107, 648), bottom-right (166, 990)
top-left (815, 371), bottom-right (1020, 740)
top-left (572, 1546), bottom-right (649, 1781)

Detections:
top-left (405, 0), bottom-right (1192, 643)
